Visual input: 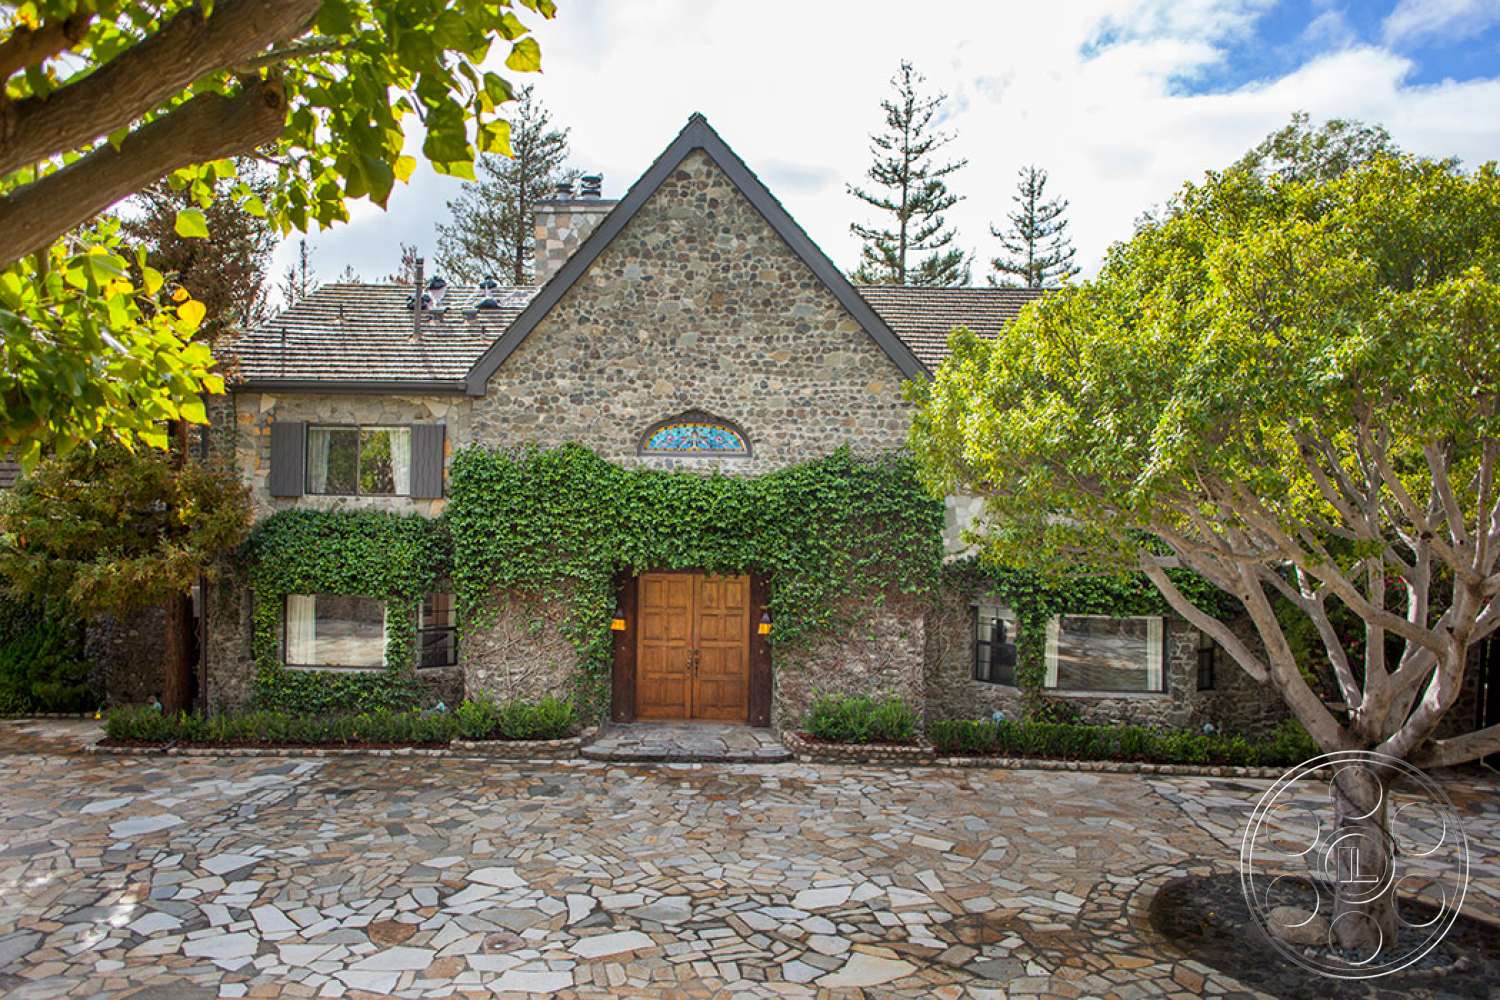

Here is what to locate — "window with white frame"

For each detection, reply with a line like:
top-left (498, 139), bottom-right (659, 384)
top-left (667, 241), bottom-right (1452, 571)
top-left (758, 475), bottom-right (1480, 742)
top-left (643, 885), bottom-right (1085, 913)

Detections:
top-left (1044, 614), bottom-right (1164, 693)
top-left (285, 595), bottom-right (387, 668)
top-left (972, 603), bottom-right (1019, 686)
top-left (306, 425), bottom-right (412, 496)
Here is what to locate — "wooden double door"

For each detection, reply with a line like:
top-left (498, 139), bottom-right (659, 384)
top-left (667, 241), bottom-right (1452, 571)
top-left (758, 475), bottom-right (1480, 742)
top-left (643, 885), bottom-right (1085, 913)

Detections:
top-left (636, 572), bottom-right (750, 721)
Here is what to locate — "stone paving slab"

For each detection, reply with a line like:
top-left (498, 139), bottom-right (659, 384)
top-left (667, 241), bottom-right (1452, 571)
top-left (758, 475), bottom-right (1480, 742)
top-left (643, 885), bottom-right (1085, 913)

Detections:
top-left (0, 720), bottom-right (1494, 998)
top-left (581, 722), bottom-right (792, 763)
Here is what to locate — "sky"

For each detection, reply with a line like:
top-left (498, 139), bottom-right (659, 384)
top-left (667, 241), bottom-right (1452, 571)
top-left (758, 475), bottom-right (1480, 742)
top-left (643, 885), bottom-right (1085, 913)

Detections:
top-left (269, 0), bottom-right (1500, 293)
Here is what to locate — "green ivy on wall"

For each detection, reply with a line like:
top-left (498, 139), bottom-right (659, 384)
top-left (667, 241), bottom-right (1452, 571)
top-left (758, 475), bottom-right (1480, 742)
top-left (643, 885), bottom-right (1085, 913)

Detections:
top-left (446, 444), bottom-right (946, 710)
top-left (944, 558), bottom-right (1232, 691)
top-left (245, 508), bottom-right (451, 713)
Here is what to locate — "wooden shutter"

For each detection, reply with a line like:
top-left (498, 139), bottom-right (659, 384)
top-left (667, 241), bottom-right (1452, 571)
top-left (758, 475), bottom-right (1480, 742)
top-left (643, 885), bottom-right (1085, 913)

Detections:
top-left (410, 424), bottom-right (446, 498)
top-left (268, 421), bottom-right (306, 497)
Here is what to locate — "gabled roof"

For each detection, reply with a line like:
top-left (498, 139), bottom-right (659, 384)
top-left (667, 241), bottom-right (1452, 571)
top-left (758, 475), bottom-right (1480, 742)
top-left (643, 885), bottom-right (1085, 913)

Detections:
top-left (462, 113), bottom-right (929, 394)
top-left (855, 286), bottom-right (1044, 369)
top-left (226, 283), bottom-right (534, 393)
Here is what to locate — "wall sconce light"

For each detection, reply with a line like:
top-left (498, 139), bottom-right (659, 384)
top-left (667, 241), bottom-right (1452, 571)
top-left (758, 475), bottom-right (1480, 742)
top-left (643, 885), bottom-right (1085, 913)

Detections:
top-left (611, 603), bottom-right (627, 632)
top-left (758, 611), bottom-right (772, 636)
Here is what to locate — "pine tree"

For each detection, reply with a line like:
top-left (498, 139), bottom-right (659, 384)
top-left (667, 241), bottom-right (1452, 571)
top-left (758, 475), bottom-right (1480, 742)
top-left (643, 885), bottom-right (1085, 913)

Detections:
top-left (989, 166), bottom-right (1079, 289)
top-left (277, 239), bottom-right (318, 307)
top-left (435, 87), bottom-right (577, 284)
top-left (848, 61), bottom-right (970, 287)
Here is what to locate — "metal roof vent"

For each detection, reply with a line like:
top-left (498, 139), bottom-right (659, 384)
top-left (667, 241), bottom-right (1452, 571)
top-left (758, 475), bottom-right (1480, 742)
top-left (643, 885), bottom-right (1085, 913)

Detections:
top-left (579, 174), bottom-right (603, 198)
top-left (477, 296), bottom-right (502, 310)
top-left (426, 275), bottom-right (447, 310)
top-left (405, 292), bottom-right (433, 311)
top-left (478, 276), bottom-right (500, 291)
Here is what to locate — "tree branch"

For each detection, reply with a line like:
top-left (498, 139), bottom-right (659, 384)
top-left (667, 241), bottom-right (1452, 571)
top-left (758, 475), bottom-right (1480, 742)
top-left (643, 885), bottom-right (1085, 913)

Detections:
top-left (0, 0), bottom-right (319, 178)
top-left (1138, 551), bottom-right (1270, 682)
top-left (0, 77), bottom-right (288, 266)
top-left (1410, 722), bottom-right (1500, 769)
top-left (0, 12), bottom-right (93, 84)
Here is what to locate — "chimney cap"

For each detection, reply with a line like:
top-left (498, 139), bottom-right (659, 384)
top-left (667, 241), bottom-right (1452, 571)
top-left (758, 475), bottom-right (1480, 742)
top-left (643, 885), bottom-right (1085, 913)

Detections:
top-left (579, 173), bottom-right (603, 198)
top-left (478, 276), bottom-right (500, 290)
top-left (426, 275), bottom-right (447, 290)
top-left (552, 179), bottom-right (574, 198)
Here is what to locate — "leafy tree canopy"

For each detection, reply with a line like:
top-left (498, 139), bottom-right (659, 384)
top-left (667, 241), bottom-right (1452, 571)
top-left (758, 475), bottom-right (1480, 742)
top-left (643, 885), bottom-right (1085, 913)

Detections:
top-left (1, 0), bottom-right (554, 464)
top-left (0, 439), bottom-right (251, 616)
top-left (913, 150), bottom-right (1500, 775)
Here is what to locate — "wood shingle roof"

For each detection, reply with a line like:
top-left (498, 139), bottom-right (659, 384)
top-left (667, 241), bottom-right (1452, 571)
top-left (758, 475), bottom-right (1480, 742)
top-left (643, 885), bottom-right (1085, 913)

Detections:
top-left (225, 281), bottom-right (1042, 390)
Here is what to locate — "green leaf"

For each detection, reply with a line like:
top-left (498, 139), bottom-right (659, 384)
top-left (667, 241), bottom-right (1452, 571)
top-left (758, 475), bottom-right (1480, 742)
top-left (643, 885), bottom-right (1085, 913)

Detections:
top-left (174, 208), bottom-right (210, 239)
top-left (505, 37), bottom-right (542, 72)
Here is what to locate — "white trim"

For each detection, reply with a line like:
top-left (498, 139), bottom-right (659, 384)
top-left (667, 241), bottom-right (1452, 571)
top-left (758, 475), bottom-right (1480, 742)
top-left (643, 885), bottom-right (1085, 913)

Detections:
top-left (1044, 616), bottom-right (1060, 688)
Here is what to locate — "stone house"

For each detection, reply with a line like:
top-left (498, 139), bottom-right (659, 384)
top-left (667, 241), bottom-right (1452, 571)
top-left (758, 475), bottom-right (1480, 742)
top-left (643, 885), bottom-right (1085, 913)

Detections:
top-left (205, 113), bottom-right (1293, 735)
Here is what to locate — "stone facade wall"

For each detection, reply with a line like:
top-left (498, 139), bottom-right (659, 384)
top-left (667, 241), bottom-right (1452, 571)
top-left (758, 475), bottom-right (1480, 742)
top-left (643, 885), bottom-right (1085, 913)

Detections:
top-left (232, 391), bottom-right (467, 520)
top-left (472, 149), bottom-right (914, 476)
top-left (85, 609), bottom-right (165, 707)
top-left (772, 591), bottom-right (926, 733)
top-left (923, 580), bottom-right (1290, 737)
top-left (533, 197), bottom-right (618, 285)
top-left (204, 557), bottom-right (255, 714)
top-left (460, 589), bottom-right (580, 705)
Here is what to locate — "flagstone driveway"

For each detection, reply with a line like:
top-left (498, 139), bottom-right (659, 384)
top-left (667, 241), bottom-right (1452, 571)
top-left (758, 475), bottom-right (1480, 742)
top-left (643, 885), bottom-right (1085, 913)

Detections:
top-left (0, 719), bottom-right (1496, 999)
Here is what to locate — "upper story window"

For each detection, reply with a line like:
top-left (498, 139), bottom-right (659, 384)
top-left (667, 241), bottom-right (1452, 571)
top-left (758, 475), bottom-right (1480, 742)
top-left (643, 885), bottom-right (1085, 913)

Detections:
top-left (1044, 614), bottom-right (1165, 693)
top-left (639, 411), bottom-right (749, 457)
top-left (307, 426), bottom-right (411, 496)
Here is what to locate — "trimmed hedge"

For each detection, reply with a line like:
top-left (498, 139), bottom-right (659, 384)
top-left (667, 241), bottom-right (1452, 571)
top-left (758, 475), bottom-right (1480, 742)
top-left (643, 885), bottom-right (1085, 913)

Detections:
top-left (929, 717), bottom-right (1319, 767)
top-left (105, 697), bottom-right (576, 746)
top-left (803, 693), bottom-right (919, 745)
top-left (453, 695), bottom-right (575, 741)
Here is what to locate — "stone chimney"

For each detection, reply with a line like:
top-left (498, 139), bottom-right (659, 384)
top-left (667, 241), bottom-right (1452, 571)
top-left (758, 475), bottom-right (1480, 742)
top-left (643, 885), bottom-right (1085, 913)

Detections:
top-left (533, 174), bottom-right (617, 285)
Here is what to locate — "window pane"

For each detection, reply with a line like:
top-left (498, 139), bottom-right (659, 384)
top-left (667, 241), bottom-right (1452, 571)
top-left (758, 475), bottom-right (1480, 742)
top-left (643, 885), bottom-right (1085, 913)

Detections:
top-left (287, 594), bottom-right (386, 667)
top-left (419, 629), bottom-right (457, 668)
top-left (422, 592), bottom-right (455, 630)
top-left (307, 428), bottom-right (358, 494)
top-left (974, 604), bottom-right (1018, 685)
top-left (359, 427), bottom-right (411, 496)
top-left (1049, 615), bottom-right (1163, 692)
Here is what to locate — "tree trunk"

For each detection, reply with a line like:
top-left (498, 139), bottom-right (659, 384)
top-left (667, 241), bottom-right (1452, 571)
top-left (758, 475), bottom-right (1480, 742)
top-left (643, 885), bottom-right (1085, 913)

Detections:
top-left (162, 591), bottom-right (194, 713)
top-left (160, 418), bottom-right (195, 713)
top-left (1329, 761), bottom-right (1398, 957)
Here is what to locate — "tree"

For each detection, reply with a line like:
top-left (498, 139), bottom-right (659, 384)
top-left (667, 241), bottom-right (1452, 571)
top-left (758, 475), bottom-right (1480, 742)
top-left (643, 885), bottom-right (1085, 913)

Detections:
top-left (988, 166), bottom-right (1078, 288)
top-left (1234, 110), bottom-right (1397, 183)
top-left (0, 441), bottom-right (252, 710)
top-left (121, 162), bottom-right (277, 341)
top-left (911, 150), bottom-right (1500, 951)
top-left (0, 0), bottom-right (556, 466)
top-left (278, 238), bottom-right (318, 307)
top-left (848, 61), bottom-right (969, 287)
top-left (435, 86), bottom-right (576, 284)
top-left (385, 242), bottom-right (421, 285)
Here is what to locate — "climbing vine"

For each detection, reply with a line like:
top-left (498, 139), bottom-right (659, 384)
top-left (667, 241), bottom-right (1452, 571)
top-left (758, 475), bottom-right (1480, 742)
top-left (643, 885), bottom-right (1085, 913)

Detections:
top-left (447, 444), bottom-right (946, 703)
top-left (245, 508), bottom-right (451, 713)
top-left (943, 558), bottom-right (1232, 691)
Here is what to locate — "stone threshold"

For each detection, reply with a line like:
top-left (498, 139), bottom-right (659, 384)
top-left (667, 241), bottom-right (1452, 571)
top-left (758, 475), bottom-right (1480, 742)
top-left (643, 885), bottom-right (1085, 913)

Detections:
top-left (580, 721), bottom-right (792, 763)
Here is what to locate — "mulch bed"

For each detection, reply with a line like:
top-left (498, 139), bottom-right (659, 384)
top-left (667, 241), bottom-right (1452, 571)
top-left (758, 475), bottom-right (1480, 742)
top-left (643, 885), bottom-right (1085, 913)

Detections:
top-left (1148, 872), bottom-right (1498, 998)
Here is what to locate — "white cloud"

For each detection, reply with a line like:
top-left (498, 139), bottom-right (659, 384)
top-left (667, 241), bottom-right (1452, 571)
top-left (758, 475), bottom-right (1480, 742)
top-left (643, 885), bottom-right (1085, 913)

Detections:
top-left (270, 0), bottom-right (1500, 292)
top-left (1384, 0), bottom-right (1500, 45)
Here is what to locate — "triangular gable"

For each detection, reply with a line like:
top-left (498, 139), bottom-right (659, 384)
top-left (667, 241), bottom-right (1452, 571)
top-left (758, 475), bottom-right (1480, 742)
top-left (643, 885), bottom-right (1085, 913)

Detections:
top-left (463, 113), bottom-right (928, 394)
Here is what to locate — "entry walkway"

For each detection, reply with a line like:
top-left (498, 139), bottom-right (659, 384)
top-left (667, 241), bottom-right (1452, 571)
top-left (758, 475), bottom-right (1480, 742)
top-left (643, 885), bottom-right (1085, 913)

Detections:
top-left (581, 721), bottom-right (791, 763)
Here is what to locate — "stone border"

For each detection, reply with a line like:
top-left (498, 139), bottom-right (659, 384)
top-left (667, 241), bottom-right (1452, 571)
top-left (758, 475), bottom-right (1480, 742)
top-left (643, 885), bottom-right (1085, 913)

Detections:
top-left (782, 731), bottom-right (1329, 779)
top-left (85, 728), bottom-right (594, 761)
top-left (782, 730), bottom-right (936, 765)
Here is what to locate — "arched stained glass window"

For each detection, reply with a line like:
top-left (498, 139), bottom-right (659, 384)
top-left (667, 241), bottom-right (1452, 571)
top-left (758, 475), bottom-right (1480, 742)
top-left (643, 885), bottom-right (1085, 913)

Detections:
top-left (639, 411), bottom-right (750, 456)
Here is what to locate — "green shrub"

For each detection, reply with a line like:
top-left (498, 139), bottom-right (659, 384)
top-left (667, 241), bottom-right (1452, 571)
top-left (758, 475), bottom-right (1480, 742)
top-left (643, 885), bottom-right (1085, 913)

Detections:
top-left (929, 717), bottom-right (1321, 768)
top-left (802, 692), bottom-right (919, 744)
top-left (0, 599), bottom-right (97, 714)
top-left (452, 695), bottom-right (575, 741)
top-left (105, 706), bottom-right (461, 746)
